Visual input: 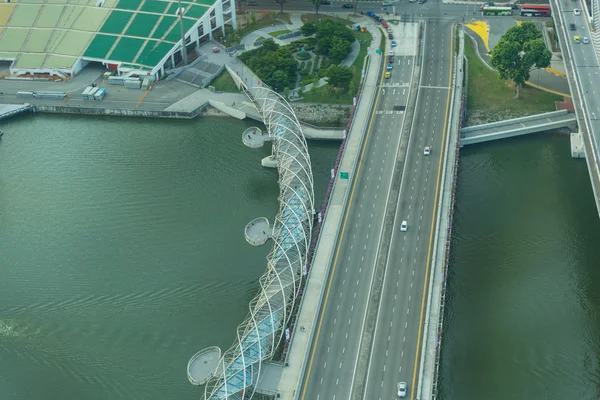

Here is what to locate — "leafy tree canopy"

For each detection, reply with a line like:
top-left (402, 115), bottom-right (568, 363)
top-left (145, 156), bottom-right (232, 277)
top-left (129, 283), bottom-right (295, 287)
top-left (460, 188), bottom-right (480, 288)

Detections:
top-left (302, 19), bottom-right (354, 61)
top-left (325, 65), bottom-right (353, 88)
top-left (490, 22), bottom-right (551, 98)
top-left (239, 41), bottom-right (298, 92)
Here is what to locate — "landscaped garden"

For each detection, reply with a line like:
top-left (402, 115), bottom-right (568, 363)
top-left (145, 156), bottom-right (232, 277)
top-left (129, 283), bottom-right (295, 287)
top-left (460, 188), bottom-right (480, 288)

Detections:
top-left (237, 18), bottom-right (372, 104)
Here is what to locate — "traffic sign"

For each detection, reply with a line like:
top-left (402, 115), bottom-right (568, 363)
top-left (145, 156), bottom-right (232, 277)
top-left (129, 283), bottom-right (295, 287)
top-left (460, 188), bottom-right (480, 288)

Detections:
top-left (340, 172), bottom-right (349, 180)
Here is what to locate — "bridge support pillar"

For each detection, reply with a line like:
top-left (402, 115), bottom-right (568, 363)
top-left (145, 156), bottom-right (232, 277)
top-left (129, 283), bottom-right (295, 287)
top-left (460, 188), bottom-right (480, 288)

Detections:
top-left (571, 131), bottom-right (586, 158)
top-left (261, 155), bottom-right (277, 168)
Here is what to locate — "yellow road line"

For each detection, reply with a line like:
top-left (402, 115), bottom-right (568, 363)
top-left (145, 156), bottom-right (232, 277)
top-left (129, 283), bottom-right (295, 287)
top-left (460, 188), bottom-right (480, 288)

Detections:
top-left (525, 81), bottom-right (571, 97)
top-left (299, 31), bottom-right (387, 400)
top-left (136, 83), bottom-right (153, 109)
top-left (410, 23), bottom-right (455, 400)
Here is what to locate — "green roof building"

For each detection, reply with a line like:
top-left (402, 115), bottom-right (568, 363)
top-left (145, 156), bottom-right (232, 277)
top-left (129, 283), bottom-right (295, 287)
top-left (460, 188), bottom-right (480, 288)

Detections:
top-left (0, 0), bottom-right (235, 79)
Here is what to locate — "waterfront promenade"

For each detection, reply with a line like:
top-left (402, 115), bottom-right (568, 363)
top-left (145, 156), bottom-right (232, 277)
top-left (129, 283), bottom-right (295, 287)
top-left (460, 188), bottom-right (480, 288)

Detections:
top-left (274, 25), bottom-right (383, 400)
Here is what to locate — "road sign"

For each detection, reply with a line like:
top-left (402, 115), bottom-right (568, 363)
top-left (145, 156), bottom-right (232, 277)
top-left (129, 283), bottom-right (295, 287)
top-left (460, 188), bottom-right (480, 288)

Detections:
top-left (376, 49), bottom-right (382, 54)
top-left (340, 172), bottom-right (349, 180)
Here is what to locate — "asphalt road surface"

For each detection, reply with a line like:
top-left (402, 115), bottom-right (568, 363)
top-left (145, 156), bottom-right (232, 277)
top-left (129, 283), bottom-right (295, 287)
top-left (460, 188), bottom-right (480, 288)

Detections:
top-left (362, 20), bottom-right (454, 400)
top-left (559, 3), bottom-right (600, 135)
top-left (298, 22), bottom-right (419, 400)
top-left (243, 0), bottom-right (468, 18)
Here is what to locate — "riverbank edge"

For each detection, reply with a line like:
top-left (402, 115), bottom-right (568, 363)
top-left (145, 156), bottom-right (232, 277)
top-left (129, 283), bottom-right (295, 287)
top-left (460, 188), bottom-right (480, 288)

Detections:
top-left (27, 103), bottom-right (350, 129)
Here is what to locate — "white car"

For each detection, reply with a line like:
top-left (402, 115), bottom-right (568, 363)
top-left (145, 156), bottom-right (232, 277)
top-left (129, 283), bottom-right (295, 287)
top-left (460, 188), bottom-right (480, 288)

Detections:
top-left (574, 8), bottom-right (581, 15)
top-left (383, 1), bottom-right (393, 5)
top-left (424, 146), bottom-right (430, 156)
top-left (389, 50), bottom-right (394, 56)
top-left (400, 221), bottom-right (408, 232)
top-left (397, 381), bottom-right (408, 398)
top-left (583, 36), bottom-right (590, 44)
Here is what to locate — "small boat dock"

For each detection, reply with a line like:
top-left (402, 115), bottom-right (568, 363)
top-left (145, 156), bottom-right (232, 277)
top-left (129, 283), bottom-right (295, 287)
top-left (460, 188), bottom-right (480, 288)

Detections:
top-left (0, 103), bottom-right (35, 121)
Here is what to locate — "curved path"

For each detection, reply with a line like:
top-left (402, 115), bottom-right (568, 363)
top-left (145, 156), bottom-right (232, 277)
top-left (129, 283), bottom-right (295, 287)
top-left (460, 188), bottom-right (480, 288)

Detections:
top-left (203, 86), bottom-right (315, 400)
top-left (465, 21), bottom-right (571, 96)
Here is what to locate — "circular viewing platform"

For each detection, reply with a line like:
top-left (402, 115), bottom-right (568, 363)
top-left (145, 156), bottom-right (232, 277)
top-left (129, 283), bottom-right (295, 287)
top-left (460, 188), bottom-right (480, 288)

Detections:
top-left (187, 346), bottom-right (221, 386)
top-left (245, 217), bottom-right (272, 246)
top-left (242, 126), bottom-right (269, 149)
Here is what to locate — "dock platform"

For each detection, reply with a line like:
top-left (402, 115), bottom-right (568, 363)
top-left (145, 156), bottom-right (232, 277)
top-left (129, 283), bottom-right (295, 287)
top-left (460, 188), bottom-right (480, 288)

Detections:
top-left (0, 103), bottom-right (35, 120)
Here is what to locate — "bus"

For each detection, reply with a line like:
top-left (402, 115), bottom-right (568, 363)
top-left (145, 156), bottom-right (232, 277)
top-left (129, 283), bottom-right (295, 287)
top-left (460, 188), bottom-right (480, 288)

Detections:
top-left (519, 4), bottom-right (551, 16)
top-left (482, 5), bottom-right (513, 15)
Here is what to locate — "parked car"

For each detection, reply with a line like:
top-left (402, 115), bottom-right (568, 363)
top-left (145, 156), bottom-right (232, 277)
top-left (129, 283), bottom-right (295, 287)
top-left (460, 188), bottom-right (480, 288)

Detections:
top-left (342, 3), bottom-right (353, 8)
top-left (382, 21), bottom-right (388, 28)
top-left (385, 71), bottom-right (391, 79)
top-left (418, 0), bottom-right (426, 4)
top-left (383, 1), bottom-right (393, 5)
top-left (388, 56), bottom-right (394, 63)
top-left (387, 63), bottom-right (393, 70)
top-left (391, 40), bottom-right (397, 47)
top-left (320, 0), bottom-right (330, 4)
top-left (389, 33), bottom-right (394, 39)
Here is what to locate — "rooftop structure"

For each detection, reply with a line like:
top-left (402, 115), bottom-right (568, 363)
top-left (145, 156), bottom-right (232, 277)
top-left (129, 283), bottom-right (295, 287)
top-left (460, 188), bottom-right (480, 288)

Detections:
top-left (0, 0), bottom-right (234, 78)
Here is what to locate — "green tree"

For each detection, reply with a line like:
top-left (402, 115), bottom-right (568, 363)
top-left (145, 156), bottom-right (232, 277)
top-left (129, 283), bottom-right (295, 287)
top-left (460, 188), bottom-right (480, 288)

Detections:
top-left (490, 23), bottom-right (551, 98)
top-left (329, 36), bottom-right (352, 63)
top-left (309, 0), bottom-right (321, 15)
top-left (325, 65), bottom-right (352, 88)
top-left (250, 12), bottom-right (256, 25)
top-left (301, 21), bottom-right (317, 36)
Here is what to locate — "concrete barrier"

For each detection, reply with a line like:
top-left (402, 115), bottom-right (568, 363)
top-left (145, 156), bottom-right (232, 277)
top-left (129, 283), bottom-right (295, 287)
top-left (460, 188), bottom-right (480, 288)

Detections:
top-left (461, 118), bottom-right (577, 145)
top-left (34, 104), bottom-right (207, 119)
top-left (460, 109), bottom-right (568, 133)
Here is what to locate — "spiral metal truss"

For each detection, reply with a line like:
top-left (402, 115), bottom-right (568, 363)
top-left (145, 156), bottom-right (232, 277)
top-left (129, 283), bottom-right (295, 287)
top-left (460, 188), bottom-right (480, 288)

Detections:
top-left (203, 87), bottom-right (315, 400)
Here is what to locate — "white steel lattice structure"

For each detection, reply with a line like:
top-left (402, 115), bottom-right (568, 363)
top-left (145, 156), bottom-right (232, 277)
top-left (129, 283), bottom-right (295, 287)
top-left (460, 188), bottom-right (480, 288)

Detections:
top-left (203, 87), bottom-right (315, 400)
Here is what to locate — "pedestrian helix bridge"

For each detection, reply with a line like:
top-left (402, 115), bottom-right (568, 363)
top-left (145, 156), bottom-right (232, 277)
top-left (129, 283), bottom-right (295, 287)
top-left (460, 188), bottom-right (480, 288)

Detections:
top-left (187, 86), bottom-right (315, 400)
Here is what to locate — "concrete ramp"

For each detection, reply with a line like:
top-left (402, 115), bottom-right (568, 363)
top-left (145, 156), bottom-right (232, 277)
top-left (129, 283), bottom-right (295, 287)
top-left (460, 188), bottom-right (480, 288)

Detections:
top-left (208, 99), bottom-right (246, 120)
top-left (460, 110), bottom-right (577, 146)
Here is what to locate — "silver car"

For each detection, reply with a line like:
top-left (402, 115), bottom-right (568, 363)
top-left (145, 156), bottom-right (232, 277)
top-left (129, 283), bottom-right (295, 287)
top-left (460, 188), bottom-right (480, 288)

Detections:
top-left (397, 381), bottom-right (407, 398)
top-left (583, 36), bottom-right (590, 44)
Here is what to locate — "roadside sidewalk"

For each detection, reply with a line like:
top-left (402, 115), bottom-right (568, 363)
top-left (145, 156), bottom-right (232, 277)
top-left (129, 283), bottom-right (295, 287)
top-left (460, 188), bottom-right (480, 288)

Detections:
top-left (274, 26), bottom-right (383, 400)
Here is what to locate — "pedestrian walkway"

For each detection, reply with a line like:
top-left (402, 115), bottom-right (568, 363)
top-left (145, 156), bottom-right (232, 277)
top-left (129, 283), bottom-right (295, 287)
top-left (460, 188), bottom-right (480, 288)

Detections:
top-left (274, 22), bottom-right (383, 400)
top-left (464, 26), bottom-right (571, 96)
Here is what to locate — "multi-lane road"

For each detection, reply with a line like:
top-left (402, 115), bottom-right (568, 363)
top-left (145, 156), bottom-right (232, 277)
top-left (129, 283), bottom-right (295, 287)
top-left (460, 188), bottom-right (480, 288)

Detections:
top-left (556, 0), bottom-right (600, 210)
top-left (299, 16), bottom-right (455, 399)
top-left (299, 22), bottom-right (419, 400)
top-left (363, 20), bottom-right (454, 400)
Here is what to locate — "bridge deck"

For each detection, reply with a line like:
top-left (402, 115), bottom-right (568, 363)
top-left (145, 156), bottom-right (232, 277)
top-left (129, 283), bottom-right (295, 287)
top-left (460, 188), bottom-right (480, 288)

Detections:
top-left (461, 111), bottom-right (577, 146)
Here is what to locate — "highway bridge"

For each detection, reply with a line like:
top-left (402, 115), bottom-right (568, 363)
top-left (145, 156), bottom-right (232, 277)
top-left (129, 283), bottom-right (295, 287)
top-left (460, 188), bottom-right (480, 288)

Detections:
top-left (460, 110), bottom-right (578, 146)
top-left (552, 0), bottom-right (600, 216)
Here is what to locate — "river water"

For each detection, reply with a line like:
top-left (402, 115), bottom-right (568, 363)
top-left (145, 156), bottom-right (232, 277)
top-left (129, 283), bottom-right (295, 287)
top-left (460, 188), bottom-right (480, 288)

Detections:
top-left (438, 133), bottom-right (600, 400)
top-left (2, 115), bottom-right (599, 400)
top-left (0, 114), bottom-right (338, 400)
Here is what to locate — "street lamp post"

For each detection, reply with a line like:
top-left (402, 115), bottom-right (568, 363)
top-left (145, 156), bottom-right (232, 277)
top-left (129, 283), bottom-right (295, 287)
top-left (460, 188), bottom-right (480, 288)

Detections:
top-left (178, 0), bottom-right (188, 66)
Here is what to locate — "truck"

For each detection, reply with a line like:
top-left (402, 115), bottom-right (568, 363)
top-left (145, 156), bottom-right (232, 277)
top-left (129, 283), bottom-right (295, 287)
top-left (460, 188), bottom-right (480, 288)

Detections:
top-left (94, 88), bottom-right (106, 101)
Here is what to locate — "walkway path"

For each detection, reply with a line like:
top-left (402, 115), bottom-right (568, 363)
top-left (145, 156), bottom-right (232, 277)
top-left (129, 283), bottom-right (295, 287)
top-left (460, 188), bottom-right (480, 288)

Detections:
top-left (465, 27), bottom-right (571, 96)
top-left (274, 19), bottom-right (382, 400)
top-left (465, 20), bottom-right (571, 96)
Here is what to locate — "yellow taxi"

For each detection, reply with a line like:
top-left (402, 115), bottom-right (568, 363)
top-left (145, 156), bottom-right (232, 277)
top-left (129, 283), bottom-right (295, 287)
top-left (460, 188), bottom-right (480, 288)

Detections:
top-left (574, 35), bottom-right (581, 43)
top-left (385, 71), bottom-right (391, 79)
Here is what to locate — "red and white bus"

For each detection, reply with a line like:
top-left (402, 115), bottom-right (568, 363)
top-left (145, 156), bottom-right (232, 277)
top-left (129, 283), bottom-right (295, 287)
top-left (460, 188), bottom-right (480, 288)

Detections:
top-left (520, 4), bottom-right (551, 17)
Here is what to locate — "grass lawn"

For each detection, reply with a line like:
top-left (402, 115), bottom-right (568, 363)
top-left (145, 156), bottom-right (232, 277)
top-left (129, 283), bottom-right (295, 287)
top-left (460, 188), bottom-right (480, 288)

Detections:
top-left (464, 37), bottom-right (562, 114)
top-left (301, 13), bottom-right (352, 25)
top-left (210, 70), bottom-right (240, 93)
top-left (269, 29), bottom-right (292, 37)
top-left (299, 30), bottom-right (372, 104)
top-left (226, 12), bottom-right (291, 45)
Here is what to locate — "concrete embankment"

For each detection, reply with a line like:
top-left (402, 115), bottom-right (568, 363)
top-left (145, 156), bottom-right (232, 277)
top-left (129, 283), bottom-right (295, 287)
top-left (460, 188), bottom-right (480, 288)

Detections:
top-left (33, 104), bottom-right (209, 119)
top-left (417, 27), bottom-right (465, 400)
